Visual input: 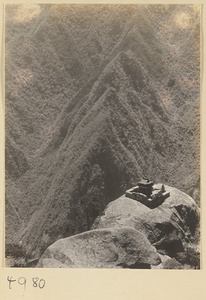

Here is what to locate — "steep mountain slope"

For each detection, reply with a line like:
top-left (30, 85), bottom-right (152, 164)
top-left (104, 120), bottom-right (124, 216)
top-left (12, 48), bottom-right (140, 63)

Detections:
top-left (5, 4), bottom-right (200, 260)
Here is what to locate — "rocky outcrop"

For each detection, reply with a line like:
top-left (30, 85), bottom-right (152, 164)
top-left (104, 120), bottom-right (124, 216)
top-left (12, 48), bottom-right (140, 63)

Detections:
top-left (37, 227), bottom-right (160, 268)
top-left (38, 184), bottom-right (200, 269)
top-left (5, 5), bottom-right (200, 259)
top-left (93, 184), bottom-right (200, 261)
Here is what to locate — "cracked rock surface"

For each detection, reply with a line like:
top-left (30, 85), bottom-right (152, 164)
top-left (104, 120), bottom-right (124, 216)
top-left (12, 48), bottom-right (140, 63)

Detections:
top-left (38, 184), bottom-right (200, 269)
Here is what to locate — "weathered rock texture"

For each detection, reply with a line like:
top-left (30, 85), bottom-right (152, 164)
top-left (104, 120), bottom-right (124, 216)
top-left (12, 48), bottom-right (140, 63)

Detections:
top-left (38, 185), bottom-right (200, 269)
top-left (37, 227), bottom-right (160, 268)
top-left (93, 185), bottom-right (200, 259)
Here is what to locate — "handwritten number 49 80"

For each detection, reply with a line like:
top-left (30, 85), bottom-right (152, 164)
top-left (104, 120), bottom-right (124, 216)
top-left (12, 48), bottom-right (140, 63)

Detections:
top-left (7, 276), bottom-right (45, 289)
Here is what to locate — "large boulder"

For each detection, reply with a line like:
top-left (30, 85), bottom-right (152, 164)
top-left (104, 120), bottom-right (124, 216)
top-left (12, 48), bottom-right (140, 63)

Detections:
top-left (38, 184), bottom-right (200, 269)
top-left (37, 227), bottom-right (161, 268)
top-left (92, 185), bottom-right (200, 258)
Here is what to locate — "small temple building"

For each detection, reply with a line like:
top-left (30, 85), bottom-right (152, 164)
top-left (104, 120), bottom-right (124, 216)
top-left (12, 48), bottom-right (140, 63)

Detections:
top-left (125, 179), bottom-right (170, 209)
top-left (138, 179), bottom-right (154, 197)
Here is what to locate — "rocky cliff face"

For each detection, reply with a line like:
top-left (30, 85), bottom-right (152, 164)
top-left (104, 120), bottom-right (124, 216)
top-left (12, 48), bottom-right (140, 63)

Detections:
top-left (38, 185), bottom-right (200, 269)
top-left (5, 4), bottom-right (200, 262)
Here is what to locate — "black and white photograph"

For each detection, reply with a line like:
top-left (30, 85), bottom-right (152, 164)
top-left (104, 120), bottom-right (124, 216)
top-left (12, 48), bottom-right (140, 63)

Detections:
top-left (5, 4), bottom-right (201, 269)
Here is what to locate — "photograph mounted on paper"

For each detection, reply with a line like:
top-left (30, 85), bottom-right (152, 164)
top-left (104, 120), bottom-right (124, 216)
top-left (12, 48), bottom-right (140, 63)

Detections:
top-left (5, 4), bottom-right (201, 269)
